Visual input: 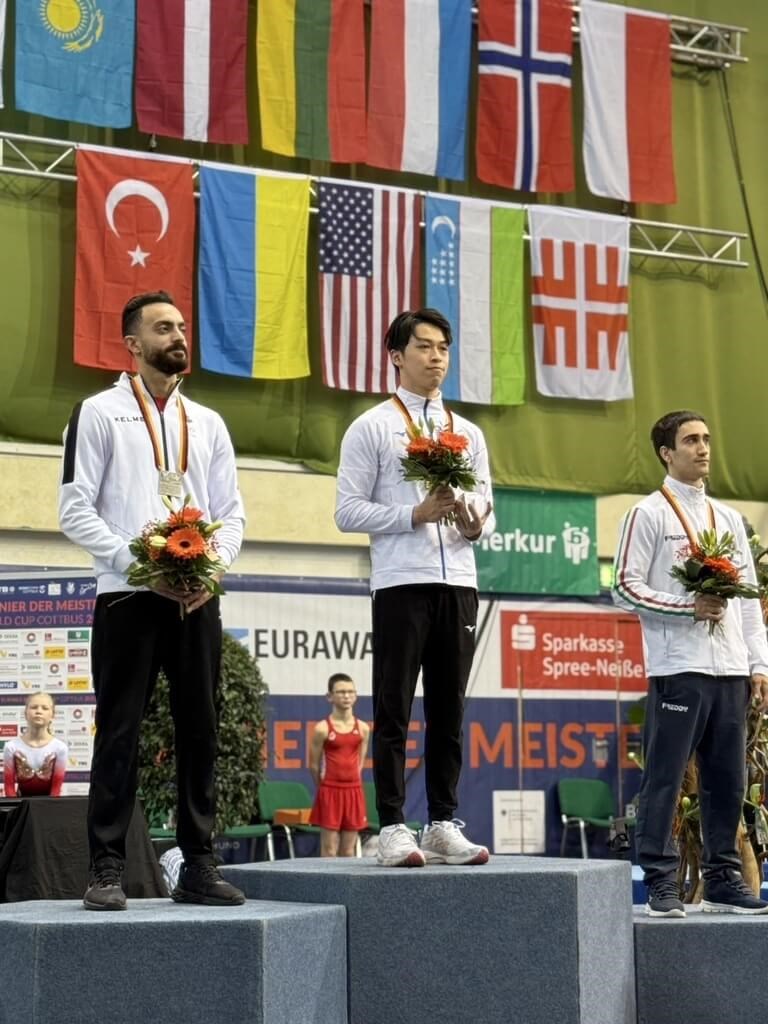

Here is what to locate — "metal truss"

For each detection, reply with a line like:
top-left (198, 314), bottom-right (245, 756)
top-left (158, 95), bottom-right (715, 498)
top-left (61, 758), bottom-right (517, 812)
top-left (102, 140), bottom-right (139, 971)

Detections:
top-left (0, 131), bottom-right (749, 271)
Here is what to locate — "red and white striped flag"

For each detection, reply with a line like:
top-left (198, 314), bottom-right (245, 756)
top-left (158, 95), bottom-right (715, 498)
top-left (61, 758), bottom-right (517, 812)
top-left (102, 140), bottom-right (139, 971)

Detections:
top-left (529, 206), bottom-right (632, 401)
top-left (580, 0), bottom-right (675, 204)
top-left (135, 0), bottom-right (248, 144)
top-left (0, 0), bottom-right (6, 108)
top-left (318, 181), bottom-right (423, 394)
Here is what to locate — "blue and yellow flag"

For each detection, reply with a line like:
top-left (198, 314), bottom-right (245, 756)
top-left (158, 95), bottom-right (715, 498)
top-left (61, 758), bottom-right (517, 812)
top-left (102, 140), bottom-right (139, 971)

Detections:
top-left (198, 167), bottom-right (311, 380)
top-left (16, 0), bottom-right (134, 127)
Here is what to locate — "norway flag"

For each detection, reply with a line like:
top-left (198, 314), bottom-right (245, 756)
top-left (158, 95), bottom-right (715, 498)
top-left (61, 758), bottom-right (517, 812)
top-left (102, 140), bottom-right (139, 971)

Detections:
top-left (581, 0), bottom-right (676, 204)
top-left (476, 0), bottom-right (574, 194)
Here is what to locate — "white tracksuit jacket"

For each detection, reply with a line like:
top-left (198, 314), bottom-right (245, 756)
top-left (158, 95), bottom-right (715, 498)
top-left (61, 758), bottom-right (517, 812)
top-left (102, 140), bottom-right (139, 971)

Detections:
top-left (335, 386), bottom-right (495, 592)
top-left (58, 373), bottom-right (245, 595)
top-left (612, 475), bottom-right (768, 678)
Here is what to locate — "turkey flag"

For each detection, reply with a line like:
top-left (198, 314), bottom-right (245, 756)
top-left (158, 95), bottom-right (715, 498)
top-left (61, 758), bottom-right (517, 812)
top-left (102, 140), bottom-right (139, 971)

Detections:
top-left (74, 150), bottom-right (196, 371)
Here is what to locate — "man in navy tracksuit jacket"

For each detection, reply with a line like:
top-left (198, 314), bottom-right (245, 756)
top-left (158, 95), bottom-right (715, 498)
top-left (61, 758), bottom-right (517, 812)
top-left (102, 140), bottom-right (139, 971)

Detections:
top-left (613, 409), bottom-right (768, 916)
top-left (59, 291), bottom-right (246, 910)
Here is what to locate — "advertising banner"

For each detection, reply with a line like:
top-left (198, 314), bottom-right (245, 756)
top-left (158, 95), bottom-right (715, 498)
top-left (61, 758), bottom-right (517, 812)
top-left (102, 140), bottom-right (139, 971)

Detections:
top-left (475, 489), bottom-right (599, 595)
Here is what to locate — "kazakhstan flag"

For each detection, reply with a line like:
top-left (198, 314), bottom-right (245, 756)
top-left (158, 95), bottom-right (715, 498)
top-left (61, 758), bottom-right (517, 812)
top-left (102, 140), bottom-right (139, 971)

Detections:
top-left (16, 0), bottom-right (134, 127)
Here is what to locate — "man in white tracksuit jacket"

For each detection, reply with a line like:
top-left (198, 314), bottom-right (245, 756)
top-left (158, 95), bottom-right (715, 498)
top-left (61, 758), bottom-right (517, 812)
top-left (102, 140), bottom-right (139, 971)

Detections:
top-left (59, 291), bottom-right (246, 911)
top-left (336, 309), bottom-right (494, 868)
top-left (613, 409), bottom-right (768, 917)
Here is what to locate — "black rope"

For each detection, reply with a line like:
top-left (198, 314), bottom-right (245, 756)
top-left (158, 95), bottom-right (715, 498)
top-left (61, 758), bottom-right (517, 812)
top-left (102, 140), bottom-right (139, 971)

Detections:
top-left (718, 71), bottom-right (768, 313)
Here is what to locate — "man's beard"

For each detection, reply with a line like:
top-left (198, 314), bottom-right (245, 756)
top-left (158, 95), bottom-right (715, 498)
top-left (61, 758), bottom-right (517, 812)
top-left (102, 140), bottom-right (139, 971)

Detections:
top-left (145, 345), bottom-right (189, 375)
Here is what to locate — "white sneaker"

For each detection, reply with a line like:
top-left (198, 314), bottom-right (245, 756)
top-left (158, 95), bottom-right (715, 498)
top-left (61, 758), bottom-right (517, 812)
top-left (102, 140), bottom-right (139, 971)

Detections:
top-left (376, 824), bottom-right (426, 867)
top-left (420, 819), bottom-right (489, 865)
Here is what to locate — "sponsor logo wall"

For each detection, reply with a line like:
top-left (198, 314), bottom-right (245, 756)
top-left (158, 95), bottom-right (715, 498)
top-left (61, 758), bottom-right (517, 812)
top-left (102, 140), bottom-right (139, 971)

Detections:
top-left (1, 574), bottom-right (646, 854)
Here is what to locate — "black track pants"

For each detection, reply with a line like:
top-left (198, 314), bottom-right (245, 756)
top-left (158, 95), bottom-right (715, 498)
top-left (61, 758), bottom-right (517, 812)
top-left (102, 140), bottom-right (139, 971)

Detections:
top-left (371, 584), bottom-right (478, 827)
top-left (88, 591), bottom-right (222, 867)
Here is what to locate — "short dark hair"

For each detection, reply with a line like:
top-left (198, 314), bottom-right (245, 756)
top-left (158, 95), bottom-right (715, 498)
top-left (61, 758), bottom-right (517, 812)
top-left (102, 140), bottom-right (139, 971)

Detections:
top-left (122, 291), bottom-right (176, 337)
top-left (650, 410), bottom-right (708, 466)
top-left (327, 673), bottom-right (354, 694)
top-left (384, 308), bottom-right (452, 354)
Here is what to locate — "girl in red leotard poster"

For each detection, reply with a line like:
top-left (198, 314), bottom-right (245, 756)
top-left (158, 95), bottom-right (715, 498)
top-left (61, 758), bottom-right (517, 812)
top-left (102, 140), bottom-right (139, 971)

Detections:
top-left (309, 673), bottom-right (370, 857)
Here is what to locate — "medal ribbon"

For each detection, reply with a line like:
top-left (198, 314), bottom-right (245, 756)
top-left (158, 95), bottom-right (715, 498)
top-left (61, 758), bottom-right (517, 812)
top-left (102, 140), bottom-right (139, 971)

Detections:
top-left (660, 484), bottom-right (715, 548)
top-left (130, 374), bottom-right (188, 473)
top-left (391, 394), bottom-right (453, 436)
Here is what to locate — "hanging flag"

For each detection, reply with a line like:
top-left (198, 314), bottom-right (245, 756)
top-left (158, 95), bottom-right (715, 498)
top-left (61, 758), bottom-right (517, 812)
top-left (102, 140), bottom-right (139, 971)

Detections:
top-left (367, 0), bottom-right (472, 181)
top-left (15, 0), bottom-right (133, 127)
top-left (425, 195), bottom-right (525, 405)
top-left (529, 206), bottom-right (632, 401)
top-left (257, 0), bottom-right (366, 162)
top-left (198, 168), bottom-right (310, 380)
top-left (0, 0), bottom-right (6, 108)
top-left (319, 181), bottom-right (422, 394)
top-left (477, 0), bottom-right (574, 193)
top-left (74, 150), bottom-right (195, 371)
top-left (580, 0), bottom-right (676, 204)
top-left (136, 0), bottom-right (248, 144)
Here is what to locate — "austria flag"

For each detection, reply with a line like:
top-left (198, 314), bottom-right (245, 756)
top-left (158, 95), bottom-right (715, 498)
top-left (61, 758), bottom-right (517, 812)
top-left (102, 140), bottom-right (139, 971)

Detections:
top-left (580, 0), bottom-right (676, 205)
top-left (135, 0), bottom-right (248, 144)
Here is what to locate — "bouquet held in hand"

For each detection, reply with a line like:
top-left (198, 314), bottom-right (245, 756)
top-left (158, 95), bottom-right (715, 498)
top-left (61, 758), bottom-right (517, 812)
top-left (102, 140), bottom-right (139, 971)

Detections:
top-left (670, 528), bottom-right (760, 634)
top-left (127, 495), bottom-right (226, 607)
top-left (399, 420), bottom-right (477, 494)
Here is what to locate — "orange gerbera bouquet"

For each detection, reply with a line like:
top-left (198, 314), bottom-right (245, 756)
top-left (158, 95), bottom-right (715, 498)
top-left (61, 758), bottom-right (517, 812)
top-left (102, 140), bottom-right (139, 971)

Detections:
top-left (670, 528), bottom-right (760, 634)
top-left (399, 420), bottom-right (477, 493)
top-left (127, 495), bottom-right (226, 604)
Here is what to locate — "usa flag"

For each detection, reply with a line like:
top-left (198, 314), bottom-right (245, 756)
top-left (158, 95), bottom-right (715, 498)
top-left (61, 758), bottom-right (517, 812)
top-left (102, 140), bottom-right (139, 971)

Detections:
top-left (319, 181), bottom-right (423, 394)
top-left (477, 0), bottom-right (573, 193)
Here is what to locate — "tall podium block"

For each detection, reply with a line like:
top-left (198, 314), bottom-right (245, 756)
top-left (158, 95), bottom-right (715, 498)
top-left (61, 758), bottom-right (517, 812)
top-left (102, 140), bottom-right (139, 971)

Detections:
top-left (0, 899), bottom-right (347, 1024)
top-left (224, 856), bottom-right (636, 1024)
top-left (634, 906), bottom-right (768, 1024)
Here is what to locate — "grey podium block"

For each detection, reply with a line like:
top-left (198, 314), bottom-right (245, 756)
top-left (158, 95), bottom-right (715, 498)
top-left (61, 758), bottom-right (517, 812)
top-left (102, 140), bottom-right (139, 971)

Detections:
top-left (0, 898), bottom-right (347, 1024)
top-left (224, 856), bottom-right (636, 1024)
top-left (634, 905), bottom-right (768, 1024)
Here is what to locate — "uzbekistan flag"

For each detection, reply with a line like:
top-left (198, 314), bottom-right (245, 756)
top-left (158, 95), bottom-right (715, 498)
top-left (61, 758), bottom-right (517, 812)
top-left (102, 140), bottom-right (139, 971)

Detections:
top-left (198, 167), bottom-right (310, 380)
top-left (425, 195), bottom-right (525, 405)
top-left (580, 0), bottom-right (676, 204)
top-left (257, 0), bottom-right (366, 162)
top-left (136, 0), bottom-right (248, 144)
top-left (367, 0), bottom-right (472, 180)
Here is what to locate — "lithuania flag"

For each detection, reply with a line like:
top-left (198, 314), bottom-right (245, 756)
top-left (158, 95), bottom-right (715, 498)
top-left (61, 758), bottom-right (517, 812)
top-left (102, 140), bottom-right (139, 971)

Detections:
top-left (257, 0), bottom-right (366, 162)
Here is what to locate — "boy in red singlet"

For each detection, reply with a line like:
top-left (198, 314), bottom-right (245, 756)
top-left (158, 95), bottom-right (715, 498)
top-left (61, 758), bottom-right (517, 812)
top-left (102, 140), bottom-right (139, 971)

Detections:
top-left (309, 673), bottom-right (370, 857)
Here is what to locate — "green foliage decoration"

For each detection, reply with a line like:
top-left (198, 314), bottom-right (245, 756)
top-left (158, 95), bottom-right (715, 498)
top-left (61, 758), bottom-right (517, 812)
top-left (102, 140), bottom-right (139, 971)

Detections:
top-left (138, 631), bottom-right (268, 833)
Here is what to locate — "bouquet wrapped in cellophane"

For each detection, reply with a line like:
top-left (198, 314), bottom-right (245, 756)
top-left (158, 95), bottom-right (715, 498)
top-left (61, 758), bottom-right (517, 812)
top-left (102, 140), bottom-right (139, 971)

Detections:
top-left (399, 419), bottom-right (477, 494)
top-left (127, 495), bottom-right (226, 611)
top-left (670, 528), bottom-right (760, 634)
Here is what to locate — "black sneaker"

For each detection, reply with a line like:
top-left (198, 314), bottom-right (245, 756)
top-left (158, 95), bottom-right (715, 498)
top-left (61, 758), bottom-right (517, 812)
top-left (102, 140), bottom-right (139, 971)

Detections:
top-left (83, 864), bottom-right (127, 911)
top-left (645, 877), bottom-right (685, 918)
top-left (702, 869), bottom-right (768, 915)
top-left (171, 862), bottom-right (246, 906)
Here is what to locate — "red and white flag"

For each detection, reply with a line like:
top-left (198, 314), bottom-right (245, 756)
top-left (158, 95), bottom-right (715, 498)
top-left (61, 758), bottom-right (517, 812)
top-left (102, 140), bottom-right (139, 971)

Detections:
top-left (477, 0), bottom-right (574, 193)
top-left (529, 206), bottom-right (632, 401)
top-left (318, 181), bottom-right (422, 394)
top-left (580, 0), bottom-right (675, 204)
top-left (0, 0), bottom-right (6, 108)
top-left (74, 150), bottom-right (195, 371)
top-left (135, 0), bottom-right (248, 144)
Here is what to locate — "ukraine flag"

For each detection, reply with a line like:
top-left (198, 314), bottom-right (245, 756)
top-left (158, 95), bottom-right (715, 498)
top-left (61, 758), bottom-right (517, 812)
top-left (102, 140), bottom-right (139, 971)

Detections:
top-left (198, 167), bottom-right (311, 380)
